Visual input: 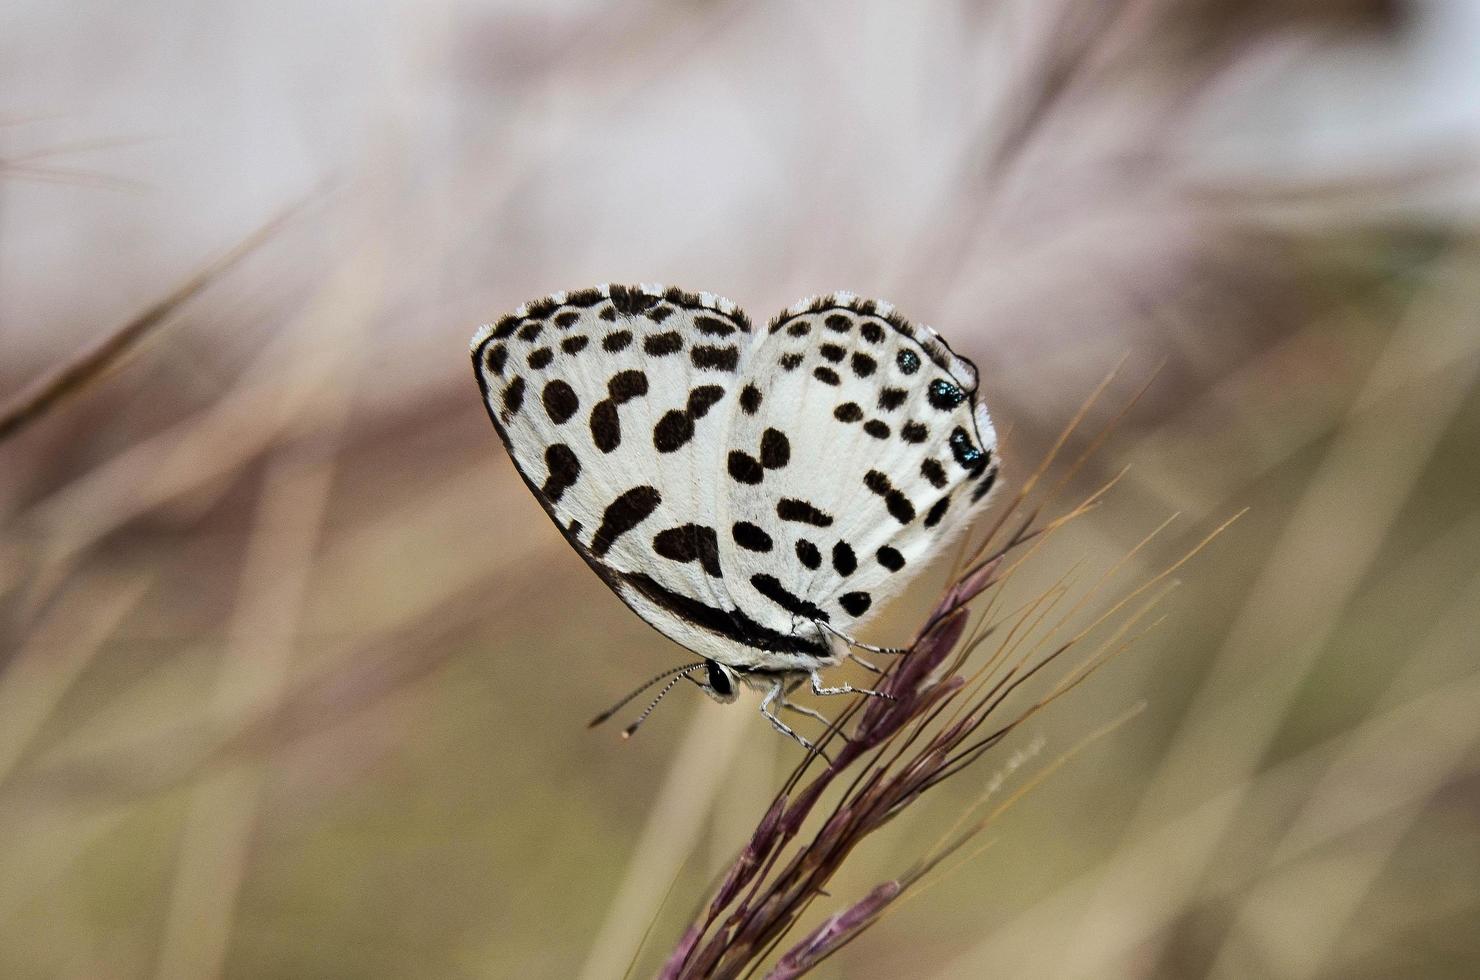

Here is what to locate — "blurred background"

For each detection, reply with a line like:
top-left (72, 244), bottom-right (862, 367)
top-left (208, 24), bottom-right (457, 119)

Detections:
top-left (3, 1), bottom-right (1479, 977)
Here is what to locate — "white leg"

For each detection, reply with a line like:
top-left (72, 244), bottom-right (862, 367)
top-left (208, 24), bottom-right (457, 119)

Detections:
top-left (810, 670), bottom-right (892, 699)
top-left (761, 681), bottom-right (821, 754)
top-left (847, 650), bottom-right (882, 673)
top-left (781, 700), bottom-right (853, 744)
top-left (846, 638), bottom-right (908, 655)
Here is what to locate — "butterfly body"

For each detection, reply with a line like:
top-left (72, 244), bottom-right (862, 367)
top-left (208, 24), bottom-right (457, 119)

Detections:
top-left (472, 284), bottom-right (999, 747)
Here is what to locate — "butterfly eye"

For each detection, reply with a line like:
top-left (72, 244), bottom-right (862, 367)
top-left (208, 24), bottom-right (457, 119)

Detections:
top-left (706, 660), bottom-right (734, 697)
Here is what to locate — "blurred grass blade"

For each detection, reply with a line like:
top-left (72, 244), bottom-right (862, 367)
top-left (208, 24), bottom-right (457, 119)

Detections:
top-left (0, 195), bottom-right (311, 445)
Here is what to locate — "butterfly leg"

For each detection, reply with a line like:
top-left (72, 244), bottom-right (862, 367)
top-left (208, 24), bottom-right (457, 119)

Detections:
top-left (847, 650), bottom-right (882, 673)
top-left (780, 676), bottom-right (853, 741)
top-left (844, 638), bottom-right (908, 655)
top-left (810, 670), bottom-right (895, 700)
top-left (813, 620), bottom-right (908, 656)
top-left (761, 681), bottom-right (831, 760)
top-left (780, 700), bottom-right (832, 727)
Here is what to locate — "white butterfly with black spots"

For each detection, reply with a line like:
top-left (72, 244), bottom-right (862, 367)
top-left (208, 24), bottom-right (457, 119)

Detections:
top-left (471, 283), bottom-right (1000, 752)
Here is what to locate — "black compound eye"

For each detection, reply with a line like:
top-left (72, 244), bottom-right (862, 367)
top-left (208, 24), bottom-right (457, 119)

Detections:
top-left (706, 660), bottom-right (733, 697)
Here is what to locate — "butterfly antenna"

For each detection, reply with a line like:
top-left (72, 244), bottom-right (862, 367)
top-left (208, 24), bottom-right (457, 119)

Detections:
top-left (588, 661), bottom-right (705, 729)
top-left (621, 665), bottom-right (703, 739)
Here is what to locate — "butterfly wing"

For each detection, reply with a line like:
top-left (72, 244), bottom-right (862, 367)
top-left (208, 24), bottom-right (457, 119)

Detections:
top-left (472, 284), bottom-right (767, 659)
top-left (715, 294), bottom-right (1000, 645)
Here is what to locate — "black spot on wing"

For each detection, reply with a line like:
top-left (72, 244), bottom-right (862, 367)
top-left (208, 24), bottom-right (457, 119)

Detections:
top-left (760, 428), bottom-right (790, 469)
top-left (834, 402), bottom-right (862, 423)
top-left (820, 343), bottom-right (845, 363)
top-left (949, 426), bottom-right (988, 474)
top-left (591, 400), bottom-right (621, 452)
top-left (851, 352), bottom-right (877, 378)
top-left (692, 345), bottom-right (740, 372)
top-left (780, 353), bottom-right (804, 371)
top-left (603, 330), bottom-right (633, 352)
top-left (527, 347), bottom-right (553, 370)
top-left (502, 376), bottom-right (526, 417)
top-left (485, 344), bottom-right (507, 375)
top-left (644, 331), bottom-right (683, 356)
top-left (648, 378), bottom-right (722, 452)
top-left (695, 315), bottom-right (736, 337)
top-left (777, 498), bottom-right (834, 527)
top-left (653, 410), bottom-right (694, 453)
top-left (878, 387), bottom-right (908, 412)
top-left (653, 524), bottom-right (721, 577)
top-left (896, 349), bottom-right (920, 375)
top-left (864, 470), bottom-right (915, 524)
top-left (492, 320), bottom-right (518, 339)
top-left (540, 444), bottom-right (580, 503)
top-left (877, 545), bottom-right (905, 572)
top-left (517, 321), bottom-right (543, 342)
top-left (554, 310), bottom-right (580, 328)
top-left (561, 335), bottom-right (589, 355)
top-left (542, 380), bottom-right (579, 424)
top-left (832, 541), bottom-right (857, 576)
top-left (825, 314), bottom-right (851, 333)
top-left (921, 458), bottom-right (948, 489)
top-left (606, 284), bottom-right (660, 316)
top-left (813, 366), bottom-right (840, 386)
top-left (608, 370), bottom-right (648, 403)
top-left (901, 421), bottom-right (929, 443)
top-left (739, 384), bottom-right (762, 415)
top-left (928, 379), bottom-right (966, 410)
top-left (646, 305), bottom-right (674, 323)
top-left (860, 321), bottom-right (885, 344)
top-left (924, 496), bottom-right (951, 528)
top-left (751, 573), bottom-right (829, 622)
top-left (728, 451), bottom-right (764, 484)
top-left (795, 539), bottom-right (821, 569)
top-left (590, 486), bottom-right (662, 557)
top-left (786, 321), bottom-right (811, 337)
top-left (729, 426), bottom-right (788, 483)
top-left (838, 591), bottom-right (872, 617)
top-left (863, 420), bottom-right (890, 440)
top-left (687, 385), bottom-right (725, 418)
top-left (732, 521), bottom-right (773, 552)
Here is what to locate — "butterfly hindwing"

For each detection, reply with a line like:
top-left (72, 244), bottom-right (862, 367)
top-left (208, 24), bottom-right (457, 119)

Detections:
top-left (715, 294), bottom-right (999, 643)
top-left (472, 284), bottom-right (754, 650)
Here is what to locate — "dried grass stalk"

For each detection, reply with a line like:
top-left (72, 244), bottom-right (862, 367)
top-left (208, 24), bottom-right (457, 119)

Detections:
top-left (654, 378), bottom-right (1241, 980)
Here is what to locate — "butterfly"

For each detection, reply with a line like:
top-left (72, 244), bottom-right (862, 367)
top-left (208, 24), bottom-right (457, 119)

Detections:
top-left (471, 284), bottom-right (1000, 752)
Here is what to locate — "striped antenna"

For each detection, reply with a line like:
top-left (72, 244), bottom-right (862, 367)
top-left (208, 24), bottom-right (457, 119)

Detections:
top-left (621, 664), bottom-right (705, 739)
top-left (588, 661), bottom-right (705, 729)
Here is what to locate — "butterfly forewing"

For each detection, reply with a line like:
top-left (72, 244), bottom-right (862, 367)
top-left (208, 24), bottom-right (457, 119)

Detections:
top-left (715, 296), bottom-right (999, 643)
top-left (472, 284), bottom-right (753, 648)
